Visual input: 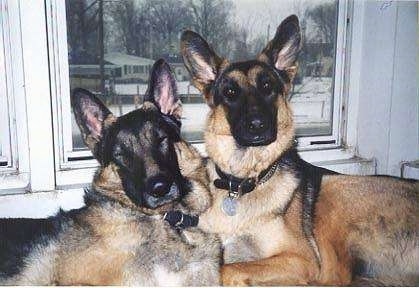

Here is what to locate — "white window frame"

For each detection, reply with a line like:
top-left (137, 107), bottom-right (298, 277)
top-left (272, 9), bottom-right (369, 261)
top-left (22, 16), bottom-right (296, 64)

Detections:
top-left (0, 0), bottom-right (14, 171)
top-left (296, 0), bottom-right (349, 150)
top-left (0, 0), bottom-right (31, 194)
top-left (46, 0), bottom-right (100, 190)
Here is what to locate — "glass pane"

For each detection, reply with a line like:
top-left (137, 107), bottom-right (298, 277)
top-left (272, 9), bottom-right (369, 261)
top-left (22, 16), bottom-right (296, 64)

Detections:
top-left (66, 0), bottom-right (338, 150)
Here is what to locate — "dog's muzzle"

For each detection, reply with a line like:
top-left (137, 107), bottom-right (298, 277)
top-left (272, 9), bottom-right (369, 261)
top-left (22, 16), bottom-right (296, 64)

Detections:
top-left (234, 113), bottom-right (277, 146)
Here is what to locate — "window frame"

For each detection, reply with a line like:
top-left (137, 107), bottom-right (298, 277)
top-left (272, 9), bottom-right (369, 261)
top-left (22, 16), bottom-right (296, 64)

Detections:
top-left (0, 0), bottom-right (14, 171)
top-left (0, 0), bottom-right (31, 194)
top-left (296, 0), bottom-right (349, 150)
top-left (46, 0), bottom-right (100, 190)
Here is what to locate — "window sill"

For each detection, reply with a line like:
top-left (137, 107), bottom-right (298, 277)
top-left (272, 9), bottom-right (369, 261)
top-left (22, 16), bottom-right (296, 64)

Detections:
top-left (2, 147), bottom-right (377, 193)
top-left (55, 146), bottom-right (363, 189)
top-left (0, 172), bottom-right (30, 195)
top-left (312, 156), bottom-right (376, 175)
top-left (0, 188), bottom-right (85, 218)
top-left (300, 148), bottom-right (376, 175)
top-left (0, 153), bottom-right (376, 218)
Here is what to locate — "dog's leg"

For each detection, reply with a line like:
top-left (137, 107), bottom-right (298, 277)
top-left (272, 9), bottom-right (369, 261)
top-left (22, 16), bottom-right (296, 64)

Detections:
top-left (221, 252), bottom-right (318, 286)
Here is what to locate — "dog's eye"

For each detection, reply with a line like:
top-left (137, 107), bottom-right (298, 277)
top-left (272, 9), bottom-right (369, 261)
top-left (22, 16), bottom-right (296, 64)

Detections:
top-left (224, 87), bottom-right (238, 100)
top-left (261, 81), bottom-right (272, 94)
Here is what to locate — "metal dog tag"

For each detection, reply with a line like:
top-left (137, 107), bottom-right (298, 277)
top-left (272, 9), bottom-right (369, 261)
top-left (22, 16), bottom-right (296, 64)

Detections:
top-left (222, 197), bottom-right (238, 216)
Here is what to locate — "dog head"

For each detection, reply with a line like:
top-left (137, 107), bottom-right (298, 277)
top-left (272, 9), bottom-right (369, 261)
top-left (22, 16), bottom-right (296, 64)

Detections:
top-left (72, 59), bottom-right (187, 211)
top-left (181, 15), bottom-right (301, 177)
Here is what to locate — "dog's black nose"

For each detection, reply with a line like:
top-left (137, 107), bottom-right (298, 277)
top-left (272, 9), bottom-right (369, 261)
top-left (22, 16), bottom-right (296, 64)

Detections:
top-left (150, 181), bottom-right (170, 197)
top-left (247, 116), bottom-right (268, 133)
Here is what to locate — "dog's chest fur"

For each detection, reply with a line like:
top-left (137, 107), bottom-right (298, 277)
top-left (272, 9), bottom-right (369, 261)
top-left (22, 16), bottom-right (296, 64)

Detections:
top-left (199, 161), bottom-right (299, 264)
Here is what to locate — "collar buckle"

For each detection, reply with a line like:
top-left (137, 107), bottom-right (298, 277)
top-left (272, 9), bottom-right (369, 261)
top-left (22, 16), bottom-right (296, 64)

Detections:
top-left (228, 177), bottom-right (240, 199)
top-left (163, 210), bottom-right (199, 229)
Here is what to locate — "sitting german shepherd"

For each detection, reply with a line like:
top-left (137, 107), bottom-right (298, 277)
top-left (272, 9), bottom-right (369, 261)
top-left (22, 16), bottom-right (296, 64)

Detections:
top-left (180, 15), bottom-right (419, 286)
top-left (0, 60), bottom-right (220, 285)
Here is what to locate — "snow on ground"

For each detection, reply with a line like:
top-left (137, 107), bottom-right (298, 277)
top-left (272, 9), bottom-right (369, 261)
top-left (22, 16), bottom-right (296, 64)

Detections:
top-left (101, 103), bottom-right (209, 138)
top-left (292, 77), bottom-right (332, 122)
top-left (114, 81), bottom-right (200, 95)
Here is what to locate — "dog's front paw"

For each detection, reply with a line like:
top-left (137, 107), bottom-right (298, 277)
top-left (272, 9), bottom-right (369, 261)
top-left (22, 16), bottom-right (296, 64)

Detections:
top-left (221, 264), bottom-right (250, 286)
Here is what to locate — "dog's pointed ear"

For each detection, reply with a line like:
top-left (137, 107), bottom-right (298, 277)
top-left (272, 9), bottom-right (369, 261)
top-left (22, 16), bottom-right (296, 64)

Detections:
top-left (258, 15), bottom-right (301, 84)
top-left (71, 88), bottom-right (115, 159)
top-left (145, 59), bottom-right (182, 119)
top-left (181, 30), bottom-right (224, 103)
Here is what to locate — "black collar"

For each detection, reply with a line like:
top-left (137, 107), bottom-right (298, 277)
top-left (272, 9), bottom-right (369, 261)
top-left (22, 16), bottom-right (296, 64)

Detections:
top-left (163, 210), bottom-right (199, 229)
top-left (213, 156), bottom-right (282, 196)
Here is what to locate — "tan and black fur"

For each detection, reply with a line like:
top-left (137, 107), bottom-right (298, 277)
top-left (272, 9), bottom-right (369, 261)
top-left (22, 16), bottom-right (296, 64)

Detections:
top-left (0, 60), bottom-right (220, 285)
top-left (181, 15), bottom-right (419, 286)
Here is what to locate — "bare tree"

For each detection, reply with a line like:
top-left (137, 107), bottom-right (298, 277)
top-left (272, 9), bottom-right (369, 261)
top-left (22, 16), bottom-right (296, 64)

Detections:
top-left (233, 27), bottom-right (252, 61)
top-left (107, 0), bottom-right (154, 57)
top-left (145, 0), bottom-right (193, 55)
top-left (108, 0), bottom-right (138, 54)
top-left (305, 2), bottom-right (337, 44)
top-left (292, 0), bottom-right (309, 20)
top-left (66, 0), bottom-right (100, 59)
top-left (188, 0), bottom-right (235, 56)
top-left (108, 0), bottom-right (192, 58)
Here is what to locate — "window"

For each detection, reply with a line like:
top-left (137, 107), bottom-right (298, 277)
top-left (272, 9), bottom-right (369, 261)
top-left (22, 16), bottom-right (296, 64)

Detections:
top-left (45, 0), bottom-right (349, 187)
top-left (60, 0), bottom-right (346, 146)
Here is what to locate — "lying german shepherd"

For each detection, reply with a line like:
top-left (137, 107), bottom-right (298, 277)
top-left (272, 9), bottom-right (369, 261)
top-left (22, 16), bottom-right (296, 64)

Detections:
top-left (0, 60), bottom-right (220, 285)
top-left (180, 15), bottom-right (419, 286)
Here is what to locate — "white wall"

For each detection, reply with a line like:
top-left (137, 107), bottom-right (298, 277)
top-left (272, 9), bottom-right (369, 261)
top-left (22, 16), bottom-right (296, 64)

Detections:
top-left (356, 1), bottom-right (418, 176)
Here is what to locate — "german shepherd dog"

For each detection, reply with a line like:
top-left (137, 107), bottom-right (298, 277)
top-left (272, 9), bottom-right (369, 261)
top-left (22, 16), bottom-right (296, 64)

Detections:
top-left (0, 60), bottom-right (220, 285)
top-left (180, 15), bottom-right (419, 286)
